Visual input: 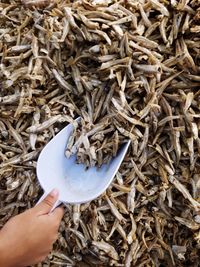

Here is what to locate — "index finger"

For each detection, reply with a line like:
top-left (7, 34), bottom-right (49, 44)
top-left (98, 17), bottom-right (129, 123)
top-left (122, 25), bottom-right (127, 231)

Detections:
top-left (50, 206), bottom-right (65, 224)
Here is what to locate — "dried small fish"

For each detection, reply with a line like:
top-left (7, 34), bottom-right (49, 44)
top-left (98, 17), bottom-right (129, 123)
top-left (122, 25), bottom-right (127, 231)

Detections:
top-left (105, 195), bottom-right (125, 222)
top-left (1, 1), bottom-right (200, 266)
top-left (169, 176), bottom-right (200, 211)
top-left (21, 0), bottom-right (51, 9)
top-left (92, 240), bottom-right (119, 260)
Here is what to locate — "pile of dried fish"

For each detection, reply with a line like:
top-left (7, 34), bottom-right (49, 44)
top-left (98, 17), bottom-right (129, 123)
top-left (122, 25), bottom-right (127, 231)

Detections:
top-left (1, 0), bottom-right (200, 266)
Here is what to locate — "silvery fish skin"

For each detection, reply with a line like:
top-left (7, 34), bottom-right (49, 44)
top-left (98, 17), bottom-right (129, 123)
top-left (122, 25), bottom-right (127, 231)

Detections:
top-left (1, 0), bottom-right (200, 266)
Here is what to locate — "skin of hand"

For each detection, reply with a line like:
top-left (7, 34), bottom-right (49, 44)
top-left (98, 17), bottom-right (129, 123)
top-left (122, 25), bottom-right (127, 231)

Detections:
top-left (0, 189), bottom-right (64, 267)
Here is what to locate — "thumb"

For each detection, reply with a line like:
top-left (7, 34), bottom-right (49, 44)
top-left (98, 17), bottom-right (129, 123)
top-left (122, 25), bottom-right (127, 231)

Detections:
top-left (34, 189), bottom-right (59, 215)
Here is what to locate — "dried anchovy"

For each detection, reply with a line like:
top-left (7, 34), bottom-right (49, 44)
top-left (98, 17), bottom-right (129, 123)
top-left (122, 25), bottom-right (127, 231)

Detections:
top-left (1, 0), bottom-right (200, 267)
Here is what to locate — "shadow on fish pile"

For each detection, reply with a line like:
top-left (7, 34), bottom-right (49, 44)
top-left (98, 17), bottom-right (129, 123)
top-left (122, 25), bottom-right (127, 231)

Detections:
top-left (1, 0), bottom-right (200, 266)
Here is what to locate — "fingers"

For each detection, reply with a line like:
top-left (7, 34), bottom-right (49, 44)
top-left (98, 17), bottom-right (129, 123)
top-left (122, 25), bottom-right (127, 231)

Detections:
top-left (47, 207), bottom-right (64, 233)
top-left (50, 206), bottom-right (64, 224)
top-left (34, 189), bottom-right (59, 215)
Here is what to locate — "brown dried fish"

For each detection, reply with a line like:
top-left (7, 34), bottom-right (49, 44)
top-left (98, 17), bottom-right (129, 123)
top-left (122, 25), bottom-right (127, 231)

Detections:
top-left (1, 1), bottom-right (200, 266)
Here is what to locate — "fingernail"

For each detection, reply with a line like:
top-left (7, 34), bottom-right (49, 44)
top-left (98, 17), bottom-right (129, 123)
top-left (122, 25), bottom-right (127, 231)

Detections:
top-left (50, 188), bottom-right (59, 197)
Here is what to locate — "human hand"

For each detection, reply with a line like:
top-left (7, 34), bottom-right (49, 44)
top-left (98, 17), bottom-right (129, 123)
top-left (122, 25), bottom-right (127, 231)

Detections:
top-left (0, 189), bottom-right (64, 267)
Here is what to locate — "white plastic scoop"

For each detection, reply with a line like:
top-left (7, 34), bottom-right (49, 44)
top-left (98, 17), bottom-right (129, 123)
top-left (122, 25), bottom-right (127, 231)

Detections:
top-left (37, 120), bottom-right (130, 209)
